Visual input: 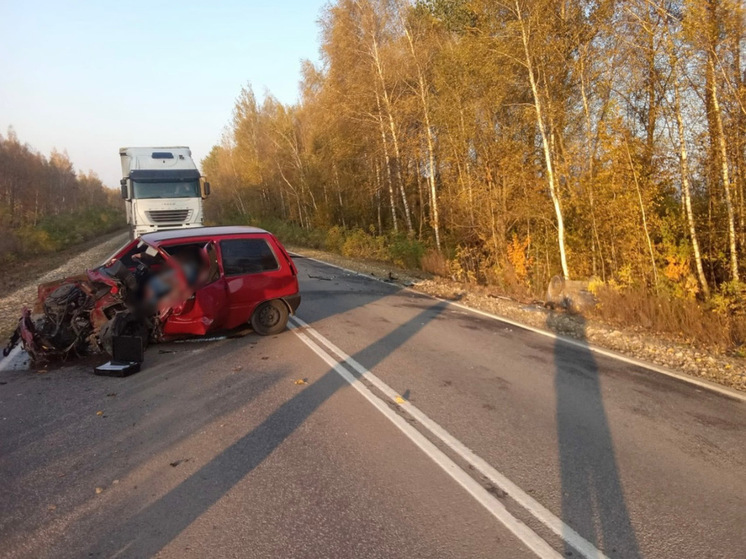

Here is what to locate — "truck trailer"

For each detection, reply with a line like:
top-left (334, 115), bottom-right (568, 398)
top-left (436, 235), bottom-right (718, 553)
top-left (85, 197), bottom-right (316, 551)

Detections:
top-left (119, 146), bottom-right (210, 239)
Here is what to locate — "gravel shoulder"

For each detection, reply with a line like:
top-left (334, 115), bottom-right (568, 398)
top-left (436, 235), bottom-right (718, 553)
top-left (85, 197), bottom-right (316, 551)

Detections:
top-left (287, 245), bottom-right (746, 393)
top-left (0, 231), bottom-right (129, 340)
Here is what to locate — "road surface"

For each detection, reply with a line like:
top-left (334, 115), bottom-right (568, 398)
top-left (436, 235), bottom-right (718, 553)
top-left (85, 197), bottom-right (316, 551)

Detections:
top-left (1, 255), bottom-right (744, 558)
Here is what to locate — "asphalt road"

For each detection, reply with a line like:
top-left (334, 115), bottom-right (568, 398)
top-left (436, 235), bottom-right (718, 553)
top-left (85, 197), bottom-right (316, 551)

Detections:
top-left (1, 255), bottom-right (744, 558)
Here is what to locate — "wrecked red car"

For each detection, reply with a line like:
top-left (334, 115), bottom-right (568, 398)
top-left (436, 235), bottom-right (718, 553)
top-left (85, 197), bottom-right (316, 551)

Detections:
top-left (5, 226), bottom-right (300, 362)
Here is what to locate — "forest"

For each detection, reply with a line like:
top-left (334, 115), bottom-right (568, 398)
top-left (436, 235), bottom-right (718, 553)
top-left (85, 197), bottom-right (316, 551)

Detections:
top-left (0, 129), bottom-right (124, 260)
top-left (204, 0), bottom-right (745, 345)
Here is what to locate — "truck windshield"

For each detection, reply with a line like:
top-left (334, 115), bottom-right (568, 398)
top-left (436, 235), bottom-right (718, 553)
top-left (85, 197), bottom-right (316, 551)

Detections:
top-left (132, 180), bottom-right (200, 199)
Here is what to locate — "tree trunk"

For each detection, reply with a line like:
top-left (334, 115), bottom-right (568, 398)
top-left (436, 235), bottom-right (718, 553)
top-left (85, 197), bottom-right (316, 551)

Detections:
top-left (673, 78), bottom-right (710, 296)
top-left (624, 138), bottom-right (659, 286)
top-left (403, 24), bottom-right (441, 250)
top-left (516, 1), bottom-right (570, 279)
top-left (370, 32), bottom-right (413, 235)
top-left (709, 54), bottom-right (740, 282)
top-left (374, 90), bottom-right (399, 233)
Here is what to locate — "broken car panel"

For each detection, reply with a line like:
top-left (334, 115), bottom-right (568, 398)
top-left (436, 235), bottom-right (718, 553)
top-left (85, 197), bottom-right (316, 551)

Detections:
top-left (4, 226), bottom-right (301, 363)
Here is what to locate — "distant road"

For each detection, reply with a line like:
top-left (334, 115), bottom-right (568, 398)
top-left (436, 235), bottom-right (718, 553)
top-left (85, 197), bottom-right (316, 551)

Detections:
top-left (1, 255), bottom-right (744, 558)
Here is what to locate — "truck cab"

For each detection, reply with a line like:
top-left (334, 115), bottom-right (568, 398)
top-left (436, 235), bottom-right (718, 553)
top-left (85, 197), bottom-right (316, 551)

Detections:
top-left (119, 146), bottom-right (210, 239)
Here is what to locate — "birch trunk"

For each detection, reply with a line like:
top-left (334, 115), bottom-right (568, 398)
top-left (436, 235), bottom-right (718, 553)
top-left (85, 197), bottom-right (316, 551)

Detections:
top-left (709, 54), bottom-right (740, 282)
top-left (370, 32), bottom-right (414, 235)
top-left (374, 90), bottom-right (399, 233)
top-left (624, 138), bottom-right (659, 286)
top-left (673, 71), bottom-right (709, 296)
top-left (403, 24), bottom-right (441, 250)
top-left (516, 1), bottom-right (570, 279)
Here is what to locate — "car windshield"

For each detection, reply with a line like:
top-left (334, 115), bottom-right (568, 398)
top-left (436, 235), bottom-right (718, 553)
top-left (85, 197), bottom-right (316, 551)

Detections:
top-left (132, 180), bottom-right (200, 199)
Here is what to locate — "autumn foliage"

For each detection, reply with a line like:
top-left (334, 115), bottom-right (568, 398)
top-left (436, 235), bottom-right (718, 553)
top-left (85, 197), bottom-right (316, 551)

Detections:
top-left (203, 0), bottom-right (746, 346)
top-left (0, 129), bottom-right (124, 260)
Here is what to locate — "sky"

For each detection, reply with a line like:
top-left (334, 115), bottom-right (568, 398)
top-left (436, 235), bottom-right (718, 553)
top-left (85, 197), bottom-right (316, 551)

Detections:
top-left (0, 0), bottom-right (327, 187)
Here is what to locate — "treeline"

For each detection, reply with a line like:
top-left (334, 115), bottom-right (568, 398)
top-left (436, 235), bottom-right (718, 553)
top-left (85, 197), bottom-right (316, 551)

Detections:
top-left (0, 129), bottom-right (124, 259)
top-left (204, 0), bottom-right (746, 304)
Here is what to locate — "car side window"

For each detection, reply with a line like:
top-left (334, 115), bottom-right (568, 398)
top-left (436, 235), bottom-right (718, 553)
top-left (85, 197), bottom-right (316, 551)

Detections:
top-left (116, 242), bottom-right (149, 269)
top-left (220, 238), bottom-right (279, 276)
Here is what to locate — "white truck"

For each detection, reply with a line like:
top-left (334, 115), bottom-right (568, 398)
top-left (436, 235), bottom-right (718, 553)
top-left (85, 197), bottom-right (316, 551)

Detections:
top-left (119, 146), bottom-right (210, 239)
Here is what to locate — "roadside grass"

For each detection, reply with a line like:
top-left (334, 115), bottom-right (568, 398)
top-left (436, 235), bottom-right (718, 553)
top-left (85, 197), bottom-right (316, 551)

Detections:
top-left (0, 207), bottom-right (126, 263)
top-left (256, 218), bottom-right (428, 270)
top-left (590, 284), bottom-right (746, 354)
top-left (250, 218), bottom-right (744, 355)
top-left (0, 228), bottom-right (127, 300)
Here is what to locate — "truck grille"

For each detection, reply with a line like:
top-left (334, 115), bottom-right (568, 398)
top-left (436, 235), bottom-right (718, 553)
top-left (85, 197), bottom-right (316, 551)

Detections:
top-left (146, 209), bottom-right (192, 223)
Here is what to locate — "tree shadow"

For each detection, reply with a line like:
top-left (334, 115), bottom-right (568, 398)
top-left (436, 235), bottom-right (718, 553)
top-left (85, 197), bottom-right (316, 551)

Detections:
top-left (83, 300), bottom-right (450, 557)
top-left (548, 311), bottom-right (641, 558)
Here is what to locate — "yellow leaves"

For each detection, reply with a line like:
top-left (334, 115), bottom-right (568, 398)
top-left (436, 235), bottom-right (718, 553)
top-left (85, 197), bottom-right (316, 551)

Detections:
top-left (663, 253), bottom-right (690, 283)
top-left (507, 234), bottom-right (533, 284)
top-left (662, 250), bottom-right (699, 300)
top-left (588, 277), bottom-right (605, 296)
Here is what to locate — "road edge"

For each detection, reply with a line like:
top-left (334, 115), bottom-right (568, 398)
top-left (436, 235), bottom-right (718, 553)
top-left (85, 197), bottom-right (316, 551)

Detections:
top-left (293, 252), bottom-right (746, 403)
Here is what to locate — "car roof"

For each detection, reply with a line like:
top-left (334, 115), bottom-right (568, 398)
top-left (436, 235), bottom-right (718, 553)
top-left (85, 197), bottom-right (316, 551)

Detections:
top-left (140, 226), bottom-right (269, 244)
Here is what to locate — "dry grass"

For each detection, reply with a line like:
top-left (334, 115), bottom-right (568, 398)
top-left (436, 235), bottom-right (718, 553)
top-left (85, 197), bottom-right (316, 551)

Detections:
top-left (592, 285), bottom-right (745, 352)
top-left (420, 248), bottom-right (448, 276)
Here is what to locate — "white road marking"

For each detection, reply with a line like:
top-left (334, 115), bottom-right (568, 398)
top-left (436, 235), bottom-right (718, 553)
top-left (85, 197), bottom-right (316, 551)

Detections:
top-left (290, 316), bottom-right (608, 559)
top-left (288, 319), bottom-right (564, 559)
top-left (296, 254), bottom-right (746, 403)
top-left (0, 346), bottom-right (29, 372)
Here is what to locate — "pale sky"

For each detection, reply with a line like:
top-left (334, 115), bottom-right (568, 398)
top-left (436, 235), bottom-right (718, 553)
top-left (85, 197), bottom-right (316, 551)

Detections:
top-left (0, 0), bottom-right (327, 187)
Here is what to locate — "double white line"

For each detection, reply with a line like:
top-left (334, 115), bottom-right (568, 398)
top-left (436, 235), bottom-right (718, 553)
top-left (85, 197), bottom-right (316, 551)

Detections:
top-left (288, 315), bottom-right (608, 559)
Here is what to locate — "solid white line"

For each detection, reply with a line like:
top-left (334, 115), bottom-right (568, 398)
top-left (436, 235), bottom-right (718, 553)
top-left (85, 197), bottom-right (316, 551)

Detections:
top-left (295, 254), bottom-right (746, 403)
top-left (287, 321), bottom-right (564, 559)
top-left (290, 316), bottom-right (608, 559)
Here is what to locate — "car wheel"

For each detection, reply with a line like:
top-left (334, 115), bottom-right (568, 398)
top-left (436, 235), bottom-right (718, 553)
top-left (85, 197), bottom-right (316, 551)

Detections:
top-left (251, 300), bottom-right (289, 336)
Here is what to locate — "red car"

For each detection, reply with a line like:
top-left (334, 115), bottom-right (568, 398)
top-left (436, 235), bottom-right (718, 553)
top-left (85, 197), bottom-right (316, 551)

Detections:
top-left (115, 225), bottom-right (301, 337)
top-left (6, 226), bottom-right (300, 362)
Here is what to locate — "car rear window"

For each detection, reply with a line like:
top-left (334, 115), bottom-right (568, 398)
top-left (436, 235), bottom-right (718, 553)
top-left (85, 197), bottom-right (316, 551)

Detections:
top-left (220, 238), bottom-right (279, 276)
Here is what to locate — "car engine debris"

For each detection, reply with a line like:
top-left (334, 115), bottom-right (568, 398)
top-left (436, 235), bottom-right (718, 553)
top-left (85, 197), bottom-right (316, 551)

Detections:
top-left (3, 240), bottom-right (193, 364)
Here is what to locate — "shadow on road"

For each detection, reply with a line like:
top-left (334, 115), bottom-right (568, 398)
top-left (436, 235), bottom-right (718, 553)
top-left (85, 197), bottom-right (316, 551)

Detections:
top-left (84, 298), bottom-right (450, 557)
top-left (548, 312), bottom-right (640, 558)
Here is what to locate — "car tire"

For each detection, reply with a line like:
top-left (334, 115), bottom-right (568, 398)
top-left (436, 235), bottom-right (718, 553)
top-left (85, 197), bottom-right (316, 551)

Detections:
top-left (250, 300), bottom-right (289, 336)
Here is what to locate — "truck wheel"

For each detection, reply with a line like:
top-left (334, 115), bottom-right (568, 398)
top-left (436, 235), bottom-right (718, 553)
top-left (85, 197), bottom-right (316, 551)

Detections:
top-left (250, 300), bottom-right (289, 336)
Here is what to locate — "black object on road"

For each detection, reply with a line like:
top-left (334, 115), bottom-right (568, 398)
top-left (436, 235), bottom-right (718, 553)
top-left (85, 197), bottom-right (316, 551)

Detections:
top-left (94, 336), bottom-right (144, 377)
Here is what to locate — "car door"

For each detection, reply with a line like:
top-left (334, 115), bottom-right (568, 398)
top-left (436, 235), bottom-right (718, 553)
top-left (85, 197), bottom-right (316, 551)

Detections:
top-left (218, 235), bottom-right (285, 329)
top-left (161, 242), bottom-right (229, 336)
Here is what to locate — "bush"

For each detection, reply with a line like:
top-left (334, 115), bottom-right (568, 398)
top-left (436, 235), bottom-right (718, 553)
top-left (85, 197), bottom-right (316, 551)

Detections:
top-left (256, 218), bottom-right (326, 249)
top-left (324, 225), bottom-right (345, 253)
top-left (387, 234), bottom-right (425, 269)
top-left (341, 228), bottom-right (386, 260)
